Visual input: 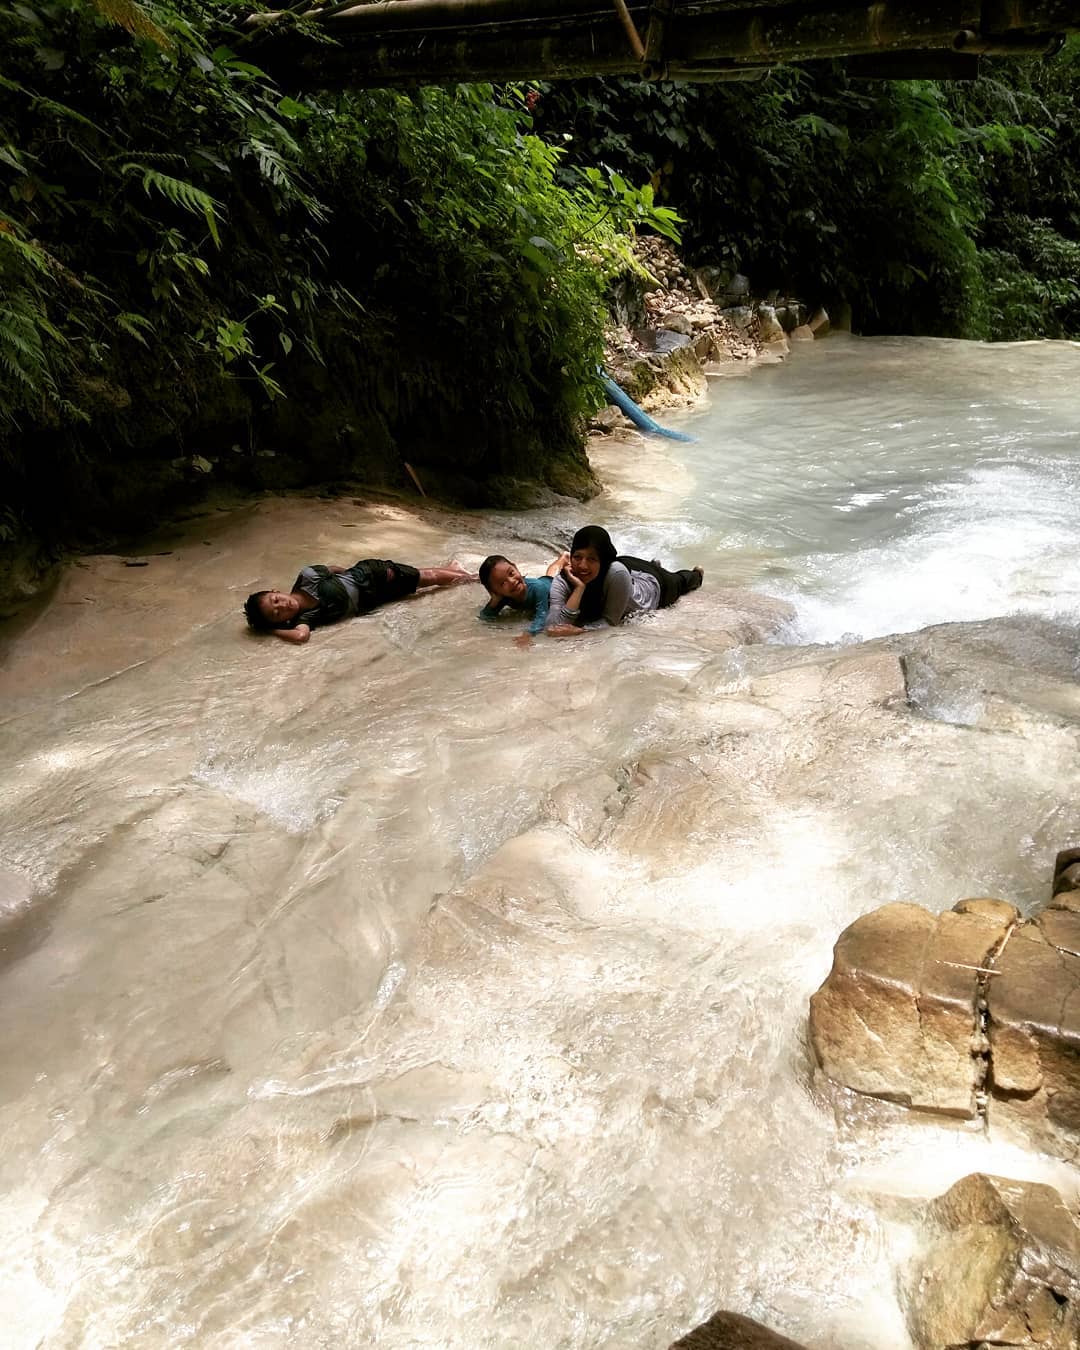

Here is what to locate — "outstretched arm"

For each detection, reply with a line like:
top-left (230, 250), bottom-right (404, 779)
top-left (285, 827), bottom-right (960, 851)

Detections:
top-left (272, 624), bottom-right (311, 644)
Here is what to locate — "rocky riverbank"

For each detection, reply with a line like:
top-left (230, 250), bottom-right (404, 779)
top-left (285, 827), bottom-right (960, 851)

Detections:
top-left (0, 232), bottom-right (835, 622)
top-left (591, 236), bottom-right (836, 437)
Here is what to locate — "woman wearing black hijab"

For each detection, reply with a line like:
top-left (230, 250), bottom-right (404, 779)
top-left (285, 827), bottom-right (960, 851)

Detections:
top-left (546, 525), bottom-right (703, 636)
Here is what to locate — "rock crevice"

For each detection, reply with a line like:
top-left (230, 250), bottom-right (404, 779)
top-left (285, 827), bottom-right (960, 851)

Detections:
top-left (809, 854), bottom-right (1080, 1158)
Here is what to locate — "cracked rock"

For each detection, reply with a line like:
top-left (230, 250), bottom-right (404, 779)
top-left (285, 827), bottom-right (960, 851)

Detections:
top-left (901, 1173), bottom-right (1080, 1350)
top-left (809, 898), bottom-right (1019, 1116)
top-left (809, 879), bottom-right (1080, 1161)
top-left (987, 895), bottom-right (1080, 1158)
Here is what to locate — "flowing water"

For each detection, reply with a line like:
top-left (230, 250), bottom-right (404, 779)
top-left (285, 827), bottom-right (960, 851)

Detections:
top-left (2, 335), bottom-right (1080, 1349)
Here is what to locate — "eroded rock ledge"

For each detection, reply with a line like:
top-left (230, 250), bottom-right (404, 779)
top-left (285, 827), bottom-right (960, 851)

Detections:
top-left (809, 852), bottom-right (1080, 1158)
top-left (902, 1173), bottom-right (1080, 1350)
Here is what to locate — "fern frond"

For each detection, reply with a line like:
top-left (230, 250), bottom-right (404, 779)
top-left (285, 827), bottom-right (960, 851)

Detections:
top-left (115, 311), bottom-right (154, 345)
top-left (122, 164), bottom-right (224, 248)
top-left (0, 229), bottom-right (59, 277)
top-left (88, 0), bottom-right (172, 48)
top-left (30, 96), bottom-right (105, 135)
top-left (248, 139), bottom-right (292, 190)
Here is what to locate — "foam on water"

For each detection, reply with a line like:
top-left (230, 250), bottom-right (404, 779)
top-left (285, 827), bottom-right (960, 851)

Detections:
top-left (3, 336), bottom-right (1080, 1349)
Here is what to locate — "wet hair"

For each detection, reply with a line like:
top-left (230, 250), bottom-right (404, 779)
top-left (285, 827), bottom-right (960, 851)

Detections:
top-left (478, 554), bottom-right (511, 592)
top-left (243, 590), bottom-right (281, 632)
top-left (571, 525), bottom-right (618, 624)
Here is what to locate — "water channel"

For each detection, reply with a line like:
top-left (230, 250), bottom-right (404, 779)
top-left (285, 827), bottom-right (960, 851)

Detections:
top-left (2, 335), bottom-right (1079, 1347)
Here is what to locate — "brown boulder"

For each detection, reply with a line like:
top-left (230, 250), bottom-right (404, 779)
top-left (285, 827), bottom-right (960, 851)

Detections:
top-left (901, 1173), bottom-right (1080, 1349)
top-left (809, 899), bottom-right (1018, 1115)
top-left (670, 1310), bottom-right (807, 1348)
top-left (987, 898), bottom-right (1080, 1156)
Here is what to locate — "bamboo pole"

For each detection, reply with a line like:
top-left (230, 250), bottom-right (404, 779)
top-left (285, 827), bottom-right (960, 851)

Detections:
top-left (248, 0), bottom-right (1080, 86)
top-left (612, 0), bottom-right (647, 58)
top-left (248, 0), bottom-right (630, 31)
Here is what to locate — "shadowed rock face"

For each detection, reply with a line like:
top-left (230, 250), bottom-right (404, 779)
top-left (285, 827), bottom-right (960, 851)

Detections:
top-left (987, 894), bottom-right (1080, 1157)
top-left (670, 1310), bottom-right (807, 1349)
top-left (901, 1173), bottom-right (1080, 1350)
top-left (809, 876), bottom-right (1080, 1160)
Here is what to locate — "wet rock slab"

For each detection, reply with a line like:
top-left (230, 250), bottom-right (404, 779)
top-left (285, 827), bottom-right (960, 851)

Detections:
top-left (809, 875), bottom-right (1080, 1159)
top-left (670, 1310), bottom-right (807, 1348)
top-left (809, 897), bottom-right (1018, 1116)
top-left (901, 1173), bottom-right (1080, 1350)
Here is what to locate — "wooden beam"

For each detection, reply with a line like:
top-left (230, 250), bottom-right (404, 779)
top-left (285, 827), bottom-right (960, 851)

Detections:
top-left (846, 50), bottom-right (982, 76)
top-left (667, 2), bottom-right (984, 64)
top-left (641, 0), bottom-right (677, 78)
top-left (956, 29), bottom-right (1066, 52)
top-left (248, 0), bottom-right (1080, 87)
top-left (248, 0), bottom-right (631, 32)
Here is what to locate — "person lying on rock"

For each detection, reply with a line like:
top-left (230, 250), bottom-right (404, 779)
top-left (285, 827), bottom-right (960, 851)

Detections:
top-left (244, 558), bottom-right (477, 643)
top-left (546, 524), bottom-right (703, 636)
top-left (477, 551), bottom-right (568, 648)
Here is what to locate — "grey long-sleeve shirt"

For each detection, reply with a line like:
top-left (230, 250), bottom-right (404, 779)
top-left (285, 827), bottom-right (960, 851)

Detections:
top-left (547, 562), bottom-right (661, 630)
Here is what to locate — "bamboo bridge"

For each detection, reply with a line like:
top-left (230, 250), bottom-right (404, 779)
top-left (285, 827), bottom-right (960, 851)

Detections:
top-left (244, 0), bottom-right (1080, 88)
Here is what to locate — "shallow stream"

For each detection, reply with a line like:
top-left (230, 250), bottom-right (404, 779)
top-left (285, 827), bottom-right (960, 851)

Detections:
top-left (2, 335), bottom-right (1080, 1348)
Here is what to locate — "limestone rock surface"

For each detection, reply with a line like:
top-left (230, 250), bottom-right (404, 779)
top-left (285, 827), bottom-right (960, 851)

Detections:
top-left (809, 863), bottom-right (1080, 1158)
top-left (901, 1173), bottom-right (1080, 1350)
top-left (809, 898), bottom-right (1019, 1115)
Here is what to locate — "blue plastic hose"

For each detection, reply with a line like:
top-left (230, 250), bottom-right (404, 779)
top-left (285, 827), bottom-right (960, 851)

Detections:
top-left (599, 368), bottom-right (695, 443)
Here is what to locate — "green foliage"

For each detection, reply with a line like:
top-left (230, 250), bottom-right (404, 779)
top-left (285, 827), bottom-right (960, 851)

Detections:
top-left (0, 0), bottom-right (675, 545)
top-left (123, 164), bottom-right (224, 247)
top-left (0, 232), bottom-right (69, 420)
top-left (535, 47), bottom-right (1080, 339)
top-left (979, 221), bottom-right (1080, 338)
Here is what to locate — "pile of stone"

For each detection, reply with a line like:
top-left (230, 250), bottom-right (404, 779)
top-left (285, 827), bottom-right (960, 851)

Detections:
top-left (633, 235), bottom-right (762, 364)
top-left (634, 234), bottom-right (697, 294)
top-left (594, 235), bottom-right (833, 433)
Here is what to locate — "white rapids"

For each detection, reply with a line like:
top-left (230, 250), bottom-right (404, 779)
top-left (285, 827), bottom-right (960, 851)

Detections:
top-left (2, 335), bottom-right (1080, 1348)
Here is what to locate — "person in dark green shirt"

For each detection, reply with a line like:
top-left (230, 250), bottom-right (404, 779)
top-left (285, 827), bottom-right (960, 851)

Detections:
top-left (244, 557), bottom-right (476, 643)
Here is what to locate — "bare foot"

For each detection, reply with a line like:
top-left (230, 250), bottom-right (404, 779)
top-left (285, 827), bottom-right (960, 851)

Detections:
top-left (692, 565), bottom-right (704, 582)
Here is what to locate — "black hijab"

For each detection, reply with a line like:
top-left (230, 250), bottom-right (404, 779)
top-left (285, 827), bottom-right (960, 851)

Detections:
top-left (572, 525), bottom-right (618, 624)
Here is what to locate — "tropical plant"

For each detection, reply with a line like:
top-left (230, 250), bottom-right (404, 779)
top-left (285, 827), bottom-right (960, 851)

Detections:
top-left (0, 0), bottom-right (676, 553)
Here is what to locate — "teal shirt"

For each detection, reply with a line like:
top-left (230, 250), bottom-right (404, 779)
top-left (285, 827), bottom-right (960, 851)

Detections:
top-left (478, 575), bottom-right (552, 636)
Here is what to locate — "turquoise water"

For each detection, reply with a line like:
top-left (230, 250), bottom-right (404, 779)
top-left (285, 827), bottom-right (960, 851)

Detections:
top-left (591, 335), bottom-right (1080, 645)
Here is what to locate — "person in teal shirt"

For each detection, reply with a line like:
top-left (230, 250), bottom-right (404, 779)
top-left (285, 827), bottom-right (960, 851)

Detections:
top-left (478, 551), bottom-right (566, 647)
